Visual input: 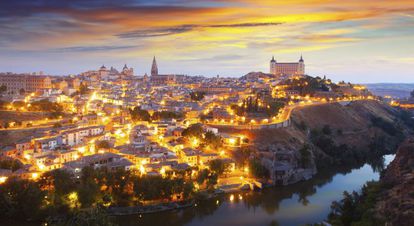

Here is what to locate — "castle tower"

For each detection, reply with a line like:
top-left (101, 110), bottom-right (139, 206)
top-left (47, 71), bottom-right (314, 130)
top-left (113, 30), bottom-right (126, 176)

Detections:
top-left (270, 56), bottom-right (276, 75)
top-left (151, 56), bottom-right (158, 76)
top-left (298, 55), bottom-right (305, 75)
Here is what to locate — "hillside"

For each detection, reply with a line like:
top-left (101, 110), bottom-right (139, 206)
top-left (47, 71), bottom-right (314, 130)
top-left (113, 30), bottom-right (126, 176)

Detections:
top-left (237, 100), bottom-right (411, 173)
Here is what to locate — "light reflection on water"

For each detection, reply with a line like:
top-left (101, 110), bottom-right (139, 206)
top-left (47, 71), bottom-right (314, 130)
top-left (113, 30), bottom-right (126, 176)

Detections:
top-left (117, 155), bottom-right (395, 226)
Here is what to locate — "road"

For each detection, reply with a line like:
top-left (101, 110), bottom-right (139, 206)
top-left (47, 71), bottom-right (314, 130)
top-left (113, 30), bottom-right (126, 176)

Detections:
top-left (206, 98), bottom-right (372, 127)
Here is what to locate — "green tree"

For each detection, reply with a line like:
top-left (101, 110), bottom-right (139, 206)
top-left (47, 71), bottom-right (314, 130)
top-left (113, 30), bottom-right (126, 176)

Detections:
top-left (208, 159), bottom-right (226, 176)
top-left (196, 169), bottom-right (210, 186)
top-left (203, 131), bottom-right (222, 149)
top-left (0, 158), bottom-right (23, 171)
top-left (78, 167), bottom-right (101, 208)
top-left (0, 177), bottom-right (46, 220)
top-left (129, 106), bottom-right (151, 122)
top-left (299, 144), bottom-right (312, 168)
top-left (248, 158), bottom-right (269, 179)
top-left (265, 101), bottom-right (285, 117)
top-left (39, 169), bottom-right (76, 208)
top-left (206, 173), bottom-right (218, 190)
top-left (45, 207), bottom-right (117, 226)
top-left (182, 123), bottom-right (204, 139)
top-left (189, 91), bottom-right (205, 101)
top-left (28, 99), bottom-right (63, 113)
top-left (79, 83), bottom-right (90, 95)
top-left (231, 147), bottom-right (252, 167)
top-left (151, 111), bottom-right (183, 121)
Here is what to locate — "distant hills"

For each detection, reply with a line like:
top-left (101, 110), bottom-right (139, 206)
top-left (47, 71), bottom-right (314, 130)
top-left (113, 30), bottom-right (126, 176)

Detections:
top-left (364, 83), bottom-right (414, 98)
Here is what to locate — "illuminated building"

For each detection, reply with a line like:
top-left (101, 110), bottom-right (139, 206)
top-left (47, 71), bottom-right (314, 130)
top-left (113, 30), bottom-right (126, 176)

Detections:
top-left (0, 73), bottom-right (52, 94)
top-left (150, 56), bottom-right (176, 85)
top-left (270, 55), bottom-right (305, 78)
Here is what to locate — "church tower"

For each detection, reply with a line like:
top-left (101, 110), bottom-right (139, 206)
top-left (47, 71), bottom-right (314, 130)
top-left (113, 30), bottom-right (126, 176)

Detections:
top-left (151, 56), bottom-right (158, 76)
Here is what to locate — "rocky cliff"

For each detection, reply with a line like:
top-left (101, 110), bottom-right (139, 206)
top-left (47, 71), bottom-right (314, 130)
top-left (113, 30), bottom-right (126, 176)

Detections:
top-left (376, 140), bottom-right (414, 225)
top-left (228, 100), bottom-right (412, 184)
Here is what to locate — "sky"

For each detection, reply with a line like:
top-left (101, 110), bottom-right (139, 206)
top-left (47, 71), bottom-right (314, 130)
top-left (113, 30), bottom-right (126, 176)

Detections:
top-left (0, 0), bottom-right (414, 83)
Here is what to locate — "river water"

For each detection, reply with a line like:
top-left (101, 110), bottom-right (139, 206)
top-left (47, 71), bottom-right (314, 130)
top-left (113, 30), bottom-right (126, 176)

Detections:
top-left (116, 154), bottom-right (394, 226)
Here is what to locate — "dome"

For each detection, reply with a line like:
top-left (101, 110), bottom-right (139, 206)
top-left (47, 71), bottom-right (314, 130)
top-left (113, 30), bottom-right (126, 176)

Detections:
top-left (270, 56), bottom-right (276, 63)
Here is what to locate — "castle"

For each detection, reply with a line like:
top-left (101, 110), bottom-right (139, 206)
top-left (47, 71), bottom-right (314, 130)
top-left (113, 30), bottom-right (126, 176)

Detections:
top-left (270, 55), bottom-right (305, 78)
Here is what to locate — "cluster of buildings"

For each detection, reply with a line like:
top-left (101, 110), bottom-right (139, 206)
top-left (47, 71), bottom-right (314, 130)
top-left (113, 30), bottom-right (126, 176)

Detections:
top-left (0, 55), bottom-right (375, 189)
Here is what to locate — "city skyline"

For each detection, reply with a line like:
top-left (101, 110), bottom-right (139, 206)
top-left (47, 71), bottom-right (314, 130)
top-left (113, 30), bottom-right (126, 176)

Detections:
top-left (1, 0), bottom-right (414, 83)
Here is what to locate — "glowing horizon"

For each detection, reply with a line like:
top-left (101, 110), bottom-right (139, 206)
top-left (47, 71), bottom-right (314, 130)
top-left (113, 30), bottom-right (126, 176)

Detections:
top-left (1, 0), bottom-right (413, 83)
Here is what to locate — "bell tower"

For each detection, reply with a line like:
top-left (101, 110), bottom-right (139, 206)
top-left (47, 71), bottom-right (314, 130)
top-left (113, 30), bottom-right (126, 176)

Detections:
top-left (151, 56), bottom-right (158, 76)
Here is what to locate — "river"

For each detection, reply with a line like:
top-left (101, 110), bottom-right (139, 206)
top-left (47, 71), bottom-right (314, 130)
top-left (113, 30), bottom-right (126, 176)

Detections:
top-left (116, 154), bottom-right (395, 226)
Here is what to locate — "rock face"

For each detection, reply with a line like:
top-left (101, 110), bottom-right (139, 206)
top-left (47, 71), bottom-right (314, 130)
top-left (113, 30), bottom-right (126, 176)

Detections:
top-left (232, 100), bottom-right (411, 185)
top-left (376, 140), bottom-right (414, 225)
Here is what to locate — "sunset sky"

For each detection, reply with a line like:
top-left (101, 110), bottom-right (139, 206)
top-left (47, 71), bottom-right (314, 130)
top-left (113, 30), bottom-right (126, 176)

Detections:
top-left (1, 0), bottom-right (413, 83)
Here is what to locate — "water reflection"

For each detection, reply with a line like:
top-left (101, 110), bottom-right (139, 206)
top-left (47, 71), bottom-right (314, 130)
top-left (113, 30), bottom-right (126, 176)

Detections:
top-left (116, 155), bottom-right (395, 226)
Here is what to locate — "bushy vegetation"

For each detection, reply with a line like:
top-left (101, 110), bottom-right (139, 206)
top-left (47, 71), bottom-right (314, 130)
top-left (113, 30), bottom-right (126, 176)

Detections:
top-left (230, 95), bottom-right (285, 117)
top-left (182, 124), bottom-right (223, 148)
top-left (79, 83), bottom-right (90, 95)
top-left (45, 207), bottom-right (116, 226)
top-left (189, 91), bottom-right (205, 101)
top-left (0, 158), bottom-right (23, 171)
top-left (196, 169), bottom-right (218, 191)
top-left (208, 159), bottom-right (232, 176)
top-left (151, 111), bottom-right (184, 121)
top-left (0, 167), bottom-right (196, 223)
top-left (248, 158), bottom-right (269, 179)
top-left (328, 181), bottom-right (384, 226)
top-left (299, 144), bottom-right (312, 168)
top-left (310, 119), bottom-right (403, 168)
top-left (231, 147), bottom-right (253, 167)
top-left (370, 116), bottom-right (400, 136)
top-left (310, 128), bottom-right (365, 167)
top-left (129, 106), bottom-right (151, 122)
top-left (28, 99), bottom-right (64, 113)
top-left (280, 75), bottom-right (336, 96)
top-left (129, 107), bottom-right (184, 122)
top-left (396, 109), bottom-right (414, 128)
top-left (182, 123), bottom-right (204, 138)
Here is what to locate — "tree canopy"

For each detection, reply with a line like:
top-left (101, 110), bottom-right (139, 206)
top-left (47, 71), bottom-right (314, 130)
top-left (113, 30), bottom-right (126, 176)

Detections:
top-left (189, 91), bottom-right (205, 101)
top-left (129, 106), bottom-right (151, 122)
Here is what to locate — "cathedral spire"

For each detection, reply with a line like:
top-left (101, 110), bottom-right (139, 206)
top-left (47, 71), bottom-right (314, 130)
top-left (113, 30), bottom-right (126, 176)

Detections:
top-left (151, 56), bottom-right (158, 76)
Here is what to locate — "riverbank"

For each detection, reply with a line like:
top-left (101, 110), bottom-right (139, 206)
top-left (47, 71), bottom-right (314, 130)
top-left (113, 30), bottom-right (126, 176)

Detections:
top-left (108, 187), bottom-right (252, 216)
top-left (108, 200), bottom-right (195, 216)
top-left (114, 154), bottom-right (396, 226)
